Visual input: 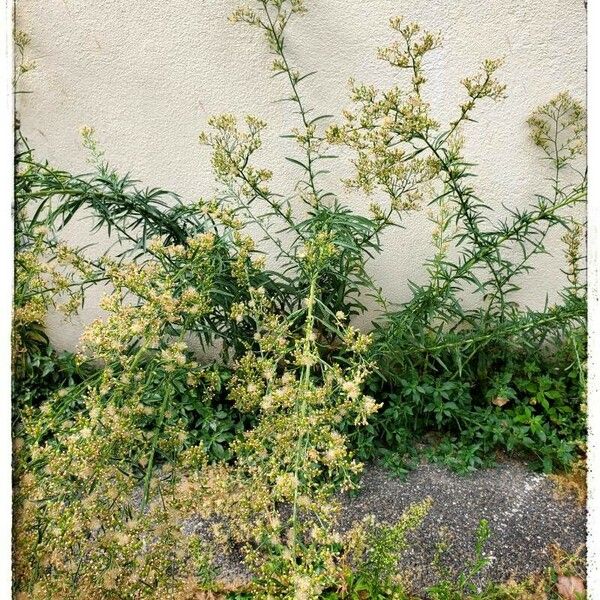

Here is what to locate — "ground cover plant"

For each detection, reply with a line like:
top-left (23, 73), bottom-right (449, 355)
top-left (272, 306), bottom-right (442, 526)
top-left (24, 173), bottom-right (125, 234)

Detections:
top-left (13, 1), bottom-right (586, 598)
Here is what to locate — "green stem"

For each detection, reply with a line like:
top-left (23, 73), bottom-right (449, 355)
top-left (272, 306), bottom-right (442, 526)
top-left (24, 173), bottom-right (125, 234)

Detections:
top-left (141, 381), bottom-right (172, 509)
top-left (290, 274), bottom-right (317, 556)
top-left (261, 3), bottom-right (323, 207)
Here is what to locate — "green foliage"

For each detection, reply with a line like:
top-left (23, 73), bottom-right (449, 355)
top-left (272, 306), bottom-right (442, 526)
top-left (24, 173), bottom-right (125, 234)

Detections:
top-left (12, 346), bottom-right (90, 412)
top-left (361, 341), bottom-right (586, 473)
top-left (345, 499), bottom-right (432, 596)
top-left (428, 520), bottom-right (492, 599)
top-left (173, 368), bottom-right (242, 460)
top-left (337, 78), bottom-right (588, 473)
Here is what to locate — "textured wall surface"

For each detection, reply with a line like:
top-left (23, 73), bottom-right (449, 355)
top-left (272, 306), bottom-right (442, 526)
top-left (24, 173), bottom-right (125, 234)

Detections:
top-left (16, 0), bottom-right (586, 351)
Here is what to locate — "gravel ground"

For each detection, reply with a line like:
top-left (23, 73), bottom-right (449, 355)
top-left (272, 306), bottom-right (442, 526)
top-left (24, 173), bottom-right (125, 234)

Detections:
top-left (183, 457), bottom-right (586, 590)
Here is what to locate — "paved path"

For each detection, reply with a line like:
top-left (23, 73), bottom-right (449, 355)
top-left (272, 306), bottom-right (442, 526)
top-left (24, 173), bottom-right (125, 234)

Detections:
top-left (185, 458), bottom-right (586, 590)
top-left (339, 459), bottom-right (585, 590)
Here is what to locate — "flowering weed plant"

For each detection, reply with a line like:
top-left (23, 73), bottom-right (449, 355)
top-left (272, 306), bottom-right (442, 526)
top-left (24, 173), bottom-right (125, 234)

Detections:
top-left (12, 1), bottom-right (586, 598)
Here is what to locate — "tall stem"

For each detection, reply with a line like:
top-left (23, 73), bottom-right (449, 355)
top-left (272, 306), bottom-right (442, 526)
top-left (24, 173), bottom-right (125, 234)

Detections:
top-left (290, 274), bottom-right (317, 556)
top-left (261, 3), bottom-right (323, 208)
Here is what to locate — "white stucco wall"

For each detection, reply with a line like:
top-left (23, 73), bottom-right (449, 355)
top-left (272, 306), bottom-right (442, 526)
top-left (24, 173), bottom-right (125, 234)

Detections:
top-left (16, 0), bottom-right (586, 352)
